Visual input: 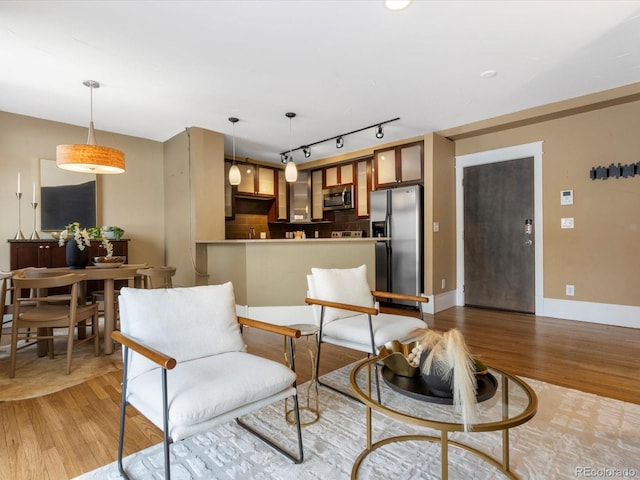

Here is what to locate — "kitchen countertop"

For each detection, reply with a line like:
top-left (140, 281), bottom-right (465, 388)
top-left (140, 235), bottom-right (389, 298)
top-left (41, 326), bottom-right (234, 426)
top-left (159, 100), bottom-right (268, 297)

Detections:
top-left (198, 237), bottom-right (390, 244)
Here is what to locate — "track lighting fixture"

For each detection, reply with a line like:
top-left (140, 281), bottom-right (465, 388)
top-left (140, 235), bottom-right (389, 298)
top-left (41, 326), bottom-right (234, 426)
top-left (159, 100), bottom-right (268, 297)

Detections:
top-left (278, 117), bottom-right (399, 160)
top-left (228, 117), bottom-right (241, 186)
top-left (284, 112), bottom-right (298, 182)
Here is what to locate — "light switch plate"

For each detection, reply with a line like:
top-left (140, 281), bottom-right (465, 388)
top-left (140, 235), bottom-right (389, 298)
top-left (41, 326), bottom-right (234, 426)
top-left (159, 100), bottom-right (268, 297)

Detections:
top-left (561, 217), bottom-right (574, 229)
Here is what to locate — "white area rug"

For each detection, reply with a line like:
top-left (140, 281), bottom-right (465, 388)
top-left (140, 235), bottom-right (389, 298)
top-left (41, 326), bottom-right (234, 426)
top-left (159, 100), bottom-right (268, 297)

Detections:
top-left (75, 365), bottom-right (640, 480)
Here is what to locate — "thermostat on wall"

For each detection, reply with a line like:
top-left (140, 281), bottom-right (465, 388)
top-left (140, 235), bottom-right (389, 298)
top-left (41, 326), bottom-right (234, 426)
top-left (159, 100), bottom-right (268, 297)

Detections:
top-left (561, 190), bottom-right (574, 205)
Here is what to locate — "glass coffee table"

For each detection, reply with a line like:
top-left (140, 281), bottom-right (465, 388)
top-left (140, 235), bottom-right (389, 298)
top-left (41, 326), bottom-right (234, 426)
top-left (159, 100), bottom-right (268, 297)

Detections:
top-left (349, 356), bottom-right (538, 479)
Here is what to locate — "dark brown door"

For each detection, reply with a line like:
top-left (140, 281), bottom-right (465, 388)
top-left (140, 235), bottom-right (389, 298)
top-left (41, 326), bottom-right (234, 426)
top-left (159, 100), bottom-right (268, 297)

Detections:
top-left (463, 157), bottom-right (535, 313)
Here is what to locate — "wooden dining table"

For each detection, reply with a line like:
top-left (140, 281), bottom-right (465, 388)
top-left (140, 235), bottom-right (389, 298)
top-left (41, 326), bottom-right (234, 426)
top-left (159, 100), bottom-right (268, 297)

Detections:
top-left (44, 263), bottom-right (147, 354)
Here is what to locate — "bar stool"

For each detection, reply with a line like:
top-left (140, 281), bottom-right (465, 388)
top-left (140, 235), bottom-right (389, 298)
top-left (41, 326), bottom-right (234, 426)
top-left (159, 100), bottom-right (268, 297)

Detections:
top-left (284, 323), bottom-right (320, 426)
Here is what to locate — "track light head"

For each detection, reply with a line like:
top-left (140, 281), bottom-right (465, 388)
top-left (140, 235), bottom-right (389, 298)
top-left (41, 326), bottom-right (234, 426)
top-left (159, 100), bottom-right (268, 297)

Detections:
top-left (281, 153), bottom-right (288, 164)
top-left (302, 146), bottom-right (311, 158)
top-left (336, 136), bottom-right (344, 149)
top-left (375, 125), bottom-right (384, 139)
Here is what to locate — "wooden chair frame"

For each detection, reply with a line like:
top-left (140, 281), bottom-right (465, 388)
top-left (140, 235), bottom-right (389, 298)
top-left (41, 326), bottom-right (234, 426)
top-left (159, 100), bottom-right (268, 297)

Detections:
top-left (10, 272), bottom-right (100, 377)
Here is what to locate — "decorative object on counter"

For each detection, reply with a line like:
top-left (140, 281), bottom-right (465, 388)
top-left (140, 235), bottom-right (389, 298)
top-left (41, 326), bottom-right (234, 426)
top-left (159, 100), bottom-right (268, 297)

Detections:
top-left (228, 117), bottom-right (241, 185)
top-left (278, 117), bottom-right (399, 161)
top-left (93, 256), bottom-right (126, 268)
top-left (14, 172), bottom-right (25, 239)
top-left (284, 112), bottom-right (298, 182)
top-left (56, 80), bottom-right (125, 175)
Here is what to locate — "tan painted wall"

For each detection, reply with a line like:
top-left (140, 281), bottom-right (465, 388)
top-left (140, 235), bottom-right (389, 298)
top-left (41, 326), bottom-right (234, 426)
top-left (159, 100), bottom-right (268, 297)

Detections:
top-left (163, 127), bottom-right (224, 287)
top-left (0, 111), bottom-right (165, 271)
top-left (425, 133), bottom-right (456, 296)
top-left (454, 99), bottom-right (640, 307)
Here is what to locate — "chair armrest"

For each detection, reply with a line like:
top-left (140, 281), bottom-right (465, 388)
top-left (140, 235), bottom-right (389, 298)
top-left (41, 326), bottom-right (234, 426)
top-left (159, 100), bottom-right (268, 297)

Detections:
top-left (238, 316), bottom-right (301, 339)
top-left (111, 331), bottom-right (177, 370)
top-left (372, 290), bottom-right (429, 304)
top-left (305, 297), bottom-right (379, 315)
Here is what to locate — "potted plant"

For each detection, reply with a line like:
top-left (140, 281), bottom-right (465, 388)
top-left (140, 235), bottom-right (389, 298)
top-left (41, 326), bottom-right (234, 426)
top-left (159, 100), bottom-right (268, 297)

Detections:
top-left (102, 226), bottom-right (124, 240)
top-left (58, 222), bottom-right (92, 269)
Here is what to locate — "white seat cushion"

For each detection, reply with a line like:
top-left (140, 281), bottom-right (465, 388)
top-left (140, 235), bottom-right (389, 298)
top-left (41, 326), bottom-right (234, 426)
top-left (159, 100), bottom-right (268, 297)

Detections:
top-left (127, 351), bottom-right (296, 440)
top-left (323, 313), bottom-right (427, 353)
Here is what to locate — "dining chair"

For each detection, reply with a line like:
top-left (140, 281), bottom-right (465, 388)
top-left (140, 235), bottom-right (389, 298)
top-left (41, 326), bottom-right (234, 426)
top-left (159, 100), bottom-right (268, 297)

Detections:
top-left (1, 272), bottom-right (12, 344)
top-left (9, 272), bottom-right (100, 377)
top-left (136, 266), bottom-right (176, 289)
top-left (113, 282), bottom-right (303, 479)
top-left (305, 265), bottom-right (428, 398)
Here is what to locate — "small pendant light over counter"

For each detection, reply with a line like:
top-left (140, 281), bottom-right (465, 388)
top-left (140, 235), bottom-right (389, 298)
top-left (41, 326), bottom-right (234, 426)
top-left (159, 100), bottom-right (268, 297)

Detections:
top-left (56, 80), bottom-right (125, 174)
top-left (228, 117), bottom-right (241, 186)
top-left (284, 112), bottom-right (298, 183)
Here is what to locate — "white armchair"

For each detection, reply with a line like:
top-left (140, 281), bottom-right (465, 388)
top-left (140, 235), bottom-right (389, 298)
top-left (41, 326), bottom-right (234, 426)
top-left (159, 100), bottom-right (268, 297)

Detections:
top-left (305, 265), bottom-right (428, 397)
top-left (113, 282), bottom-right (303, 480)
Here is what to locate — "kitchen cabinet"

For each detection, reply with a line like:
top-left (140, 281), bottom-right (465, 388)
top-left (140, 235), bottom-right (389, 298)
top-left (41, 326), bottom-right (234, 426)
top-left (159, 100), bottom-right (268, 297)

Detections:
top-left (356, 159), bottom-right (371, 218)
top-left (236, 163), bottom-right (275, 197)
top-left (224, 161), bottom-right (234, 219)
top-left (324, 163), bottom-right (354, 188)
top-left (290, 170), bottom-right (310, 222)
top-left (276, 170), bottom-right (289, 221)
top-left (311, 169), bottom-right (324, 220)
top-left (373, 140), bottom-right (423, 189)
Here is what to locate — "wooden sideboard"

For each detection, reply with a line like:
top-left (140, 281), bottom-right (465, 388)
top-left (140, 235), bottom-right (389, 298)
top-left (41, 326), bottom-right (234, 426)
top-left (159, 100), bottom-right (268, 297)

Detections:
top-left (8, 238), bottom-right (130, 298)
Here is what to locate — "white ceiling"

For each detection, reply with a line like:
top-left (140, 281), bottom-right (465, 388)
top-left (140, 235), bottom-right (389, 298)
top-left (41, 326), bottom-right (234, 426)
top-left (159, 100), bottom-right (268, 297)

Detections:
top-left (2, 0), bottom-right (640, 166)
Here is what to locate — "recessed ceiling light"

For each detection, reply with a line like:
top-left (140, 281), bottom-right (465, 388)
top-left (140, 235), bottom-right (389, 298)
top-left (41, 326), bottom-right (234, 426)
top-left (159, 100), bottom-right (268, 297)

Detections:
top-left (384, 0), bottom-right (412, 11)
top-left (480, 70), bottom-right (498, 79)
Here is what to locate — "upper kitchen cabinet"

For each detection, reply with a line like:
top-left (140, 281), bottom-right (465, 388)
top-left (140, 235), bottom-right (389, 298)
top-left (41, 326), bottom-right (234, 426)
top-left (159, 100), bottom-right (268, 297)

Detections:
top-left (324, 163), bottom-right (354, 188)
top-left (224, 161), bottom-right (234, 219)
top-left (272, 169), bottom-right (289, 221)
top-left (356, 158), bottom-right (371, 218)
top-left (236, 163), bottom-right (276, 197)
top-left (373, 140), bottom-right (423, 189)
top-left (290, 170), bottom-right (310, 222)
top-left (311, 169), bottom-right (324, 220)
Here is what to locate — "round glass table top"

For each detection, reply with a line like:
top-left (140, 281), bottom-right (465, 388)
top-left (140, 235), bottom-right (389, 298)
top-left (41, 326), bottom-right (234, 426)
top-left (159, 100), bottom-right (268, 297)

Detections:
top-left (350, 356), bottom-right (538, 433)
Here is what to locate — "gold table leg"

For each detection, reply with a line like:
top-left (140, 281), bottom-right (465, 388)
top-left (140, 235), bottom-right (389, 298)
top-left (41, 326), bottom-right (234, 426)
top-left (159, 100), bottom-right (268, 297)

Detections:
top-left (284, 330), bottom-right (320, 425)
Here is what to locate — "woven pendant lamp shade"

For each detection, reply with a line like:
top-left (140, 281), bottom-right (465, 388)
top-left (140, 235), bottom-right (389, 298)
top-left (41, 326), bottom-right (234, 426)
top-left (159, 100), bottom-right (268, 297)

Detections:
top-left (56, 80), bottom-right (126, 174)
top-left (56, 144), bottom-right (125, 174)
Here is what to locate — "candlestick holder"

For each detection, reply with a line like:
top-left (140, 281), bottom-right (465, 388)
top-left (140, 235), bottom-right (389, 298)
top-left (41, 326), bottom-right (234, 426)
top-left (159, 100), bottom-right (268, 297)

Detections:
top-left (30, 202), bottom-right (40, 239)
top-left (15, 192), bottom-right (25, 240)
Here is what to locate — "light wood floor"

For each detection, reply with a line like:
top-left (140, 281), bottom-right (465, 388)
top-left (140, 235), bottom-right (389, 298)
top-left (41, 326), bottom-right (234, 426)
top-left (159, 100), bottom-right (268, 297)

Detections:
top-left (0, 307), bottom-right (638, 479)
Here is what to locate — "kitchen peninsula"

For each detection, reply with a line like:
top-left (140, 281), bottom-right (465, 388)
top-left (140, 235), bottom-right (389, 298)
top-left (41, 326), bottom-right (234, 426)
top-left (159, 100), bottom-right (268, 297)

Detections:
top-left (199, 237), bottom-right (384, 306)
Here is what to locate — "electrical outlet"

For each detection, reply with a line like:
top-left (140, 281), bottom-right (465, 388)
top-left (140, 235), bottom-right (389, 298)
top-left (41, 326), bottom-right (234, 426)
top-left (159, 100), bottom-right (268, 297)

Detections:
top-left (566, 284), bottom-right (575, 296)
top-left (441, 279), bottom-right (446, 289)
top-left (433, 222), bottom-right (440, 232)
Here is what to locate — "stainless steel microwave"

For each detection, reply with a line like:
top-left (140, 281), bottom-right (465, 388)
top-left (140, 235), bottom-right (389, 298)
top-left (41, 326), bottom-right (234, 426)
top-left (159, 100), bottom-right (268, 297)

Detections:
top-left (322, 186), bottom-right (354, 211)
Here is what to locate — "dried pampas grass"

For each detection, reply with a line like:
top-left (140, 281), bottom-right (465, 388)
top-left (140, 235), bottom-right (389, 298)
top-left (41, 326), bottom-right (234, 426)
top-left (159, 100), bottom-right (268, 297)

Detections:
top-left (419, 328), bottom-right (477, 431)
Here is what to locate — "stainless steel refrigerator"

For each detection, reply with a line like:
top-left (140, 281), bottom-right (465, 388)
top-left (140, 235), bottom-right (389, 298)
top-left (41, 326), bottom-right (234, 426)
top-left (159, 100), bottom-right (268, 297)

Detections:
top-left (370, 185), bottom-right (423, 307)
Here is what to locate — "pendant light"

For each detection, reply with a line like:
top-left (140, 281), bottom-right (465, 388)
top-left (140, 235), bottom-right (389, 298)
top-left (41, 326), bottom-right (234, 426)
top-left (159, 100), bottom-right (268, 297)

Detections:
top-left (228, 117), bottom-right (241, 185)
top-left (56, 80), bottom-right (125, 174)
top-left (284, 112), bottom-right (298, 183)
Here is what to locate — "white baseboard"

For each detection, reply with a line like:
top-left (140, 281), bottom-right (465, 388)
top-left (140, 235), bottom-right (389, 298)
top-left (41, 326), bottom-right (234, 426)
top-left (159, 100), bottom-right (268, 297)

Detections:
top-left (422, 290), bottom-right (458, 315)
top-left (542, 298), bottom-right (640, 329)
